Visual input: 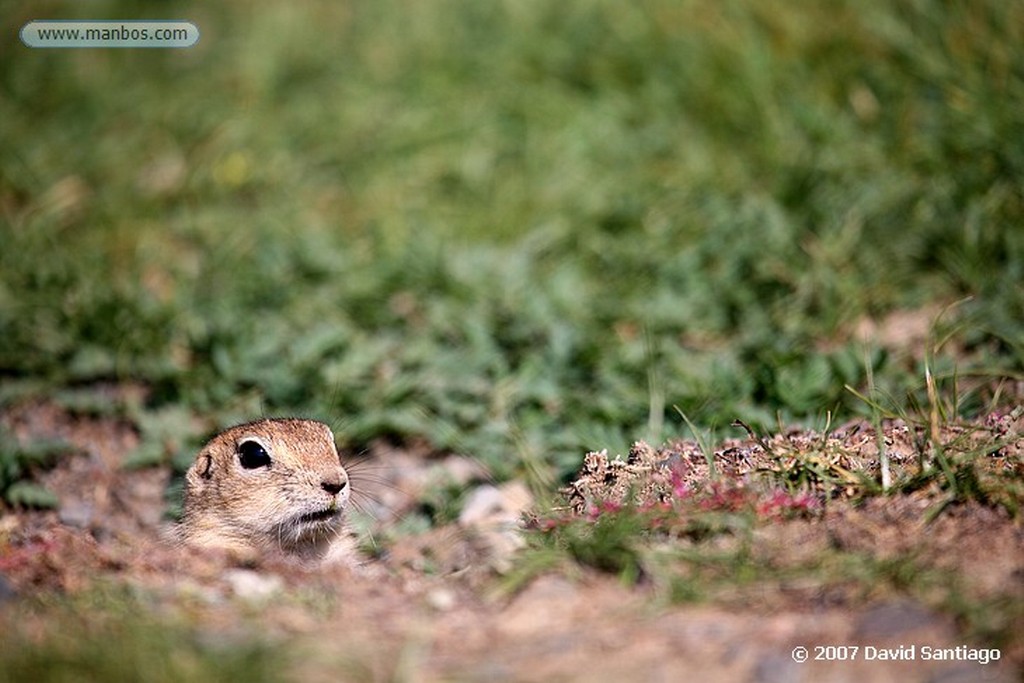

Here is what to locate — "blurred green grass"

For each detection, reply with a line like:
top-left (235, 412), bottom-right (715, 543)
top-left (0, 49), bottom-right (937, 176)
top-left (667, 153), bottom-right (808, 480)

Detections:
top-left (0, 589), bottom-right (287, 683)
top-left (1, 0), bottom-right (1023, 481)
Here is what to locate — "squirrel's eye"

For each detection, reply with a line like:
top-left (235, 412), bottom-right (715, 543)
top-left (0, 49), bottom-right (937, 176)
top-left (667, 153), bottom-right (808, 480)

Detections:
top-left (237, 440), bottom-right (271, 469)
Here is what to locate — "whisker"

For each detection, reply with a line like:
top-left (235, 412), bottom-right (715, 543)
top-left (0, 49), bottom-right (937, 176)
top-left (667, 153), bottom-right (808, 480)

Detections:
top-left (350, 486), bottom-right (408, 503)
top-left (345, 468), bottom-right (398, 483)
top-left (348, 489), bottom-right (389, 509)
top-left (347, 498), bottom-right (382, 522)
top-left (342, 459), bottom-right (392, 476)
top-left (359, 528), bottom-right (380, 553)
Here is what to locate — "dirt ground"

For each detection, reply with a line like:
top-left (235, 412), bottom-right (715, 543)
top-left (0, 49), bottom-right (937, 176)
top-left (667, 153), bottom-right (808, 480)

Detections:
top-left (1, 400), bottom-right (1022, 683)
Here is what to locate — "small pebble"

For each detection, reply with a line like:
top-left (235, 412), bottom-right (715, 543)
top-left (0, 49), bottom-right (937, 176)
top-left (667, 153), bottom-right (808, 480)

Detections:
top-left (426, 587), bottom-right (456, 611)
top-left (224, 569), bottom-right (283, 602)
top-left (0, 575), bottom-right (17, 603)
top-left (58, 501), bottom-right (94, 529)
top-left (854, 601), bottom-right (941, 639)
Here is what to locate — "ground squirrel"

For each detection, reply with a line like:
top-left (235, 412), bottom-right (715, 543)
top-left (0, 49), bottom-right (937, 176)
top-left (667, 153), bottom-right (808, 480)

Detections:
top-left (177, 418), bottom-right (354, 564)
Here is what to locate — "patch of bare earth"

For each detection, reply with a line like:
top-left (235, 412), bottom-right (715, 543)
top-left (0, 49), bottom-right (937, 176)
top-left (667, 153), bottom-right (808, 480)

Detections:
top-left (1, 400), bottom-right (1022, 682)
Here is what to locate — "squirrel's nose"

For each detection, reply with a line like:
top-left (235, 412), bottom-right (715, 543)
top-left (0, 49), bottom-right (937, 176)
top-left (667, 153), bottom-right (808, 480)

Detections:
top-left (321, 472), bottom-right (348, 495)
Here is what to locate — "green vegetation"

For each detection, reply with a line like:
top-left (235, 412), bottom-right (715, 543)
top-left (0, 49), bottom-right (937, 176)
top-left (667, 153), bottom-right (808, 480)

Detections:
top-left (0, 427), bottom-right (67, 508)
top-left (0, 590), bottom-right (286, 683)
top-left (3, 0), bottom-right (1022, 484)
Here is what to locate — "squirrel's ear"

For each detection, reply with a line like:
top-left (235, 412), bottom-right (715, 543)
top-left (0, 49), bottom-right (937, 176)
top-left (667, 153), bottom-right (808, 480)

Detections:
top-left (186, 453), bottom-right (214, 488)
top-left (199, 453), bottom-right (213, 479)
